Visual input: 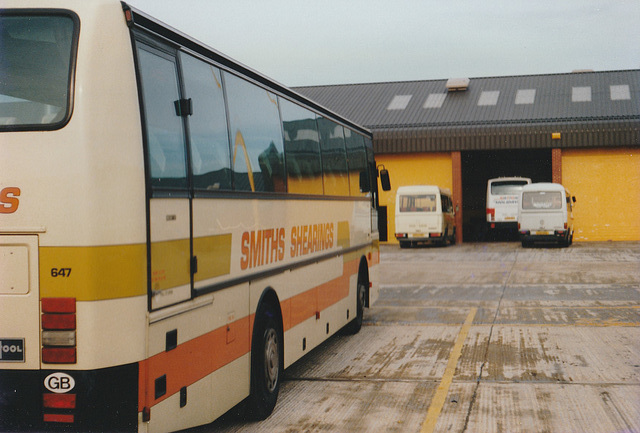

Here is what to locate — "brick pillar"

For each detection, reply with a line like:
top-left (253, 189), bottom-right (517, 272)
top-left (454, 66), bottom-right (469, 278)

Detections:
top-left (552, 148), bottom-right (562, 184)
top-left (452, 151), bottom-right (463, 244)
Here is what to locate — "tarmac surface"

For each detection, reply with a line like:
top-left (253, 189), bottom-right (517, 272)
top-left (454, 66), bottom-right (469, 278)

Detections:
top-left (198, 241), bottom-right (640, 433)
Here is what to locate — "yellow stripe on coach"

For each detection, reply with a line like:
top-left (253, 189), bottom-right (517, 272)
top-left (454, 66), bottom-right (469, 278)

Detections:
top-left (39, 244), bottom-right (147, 301)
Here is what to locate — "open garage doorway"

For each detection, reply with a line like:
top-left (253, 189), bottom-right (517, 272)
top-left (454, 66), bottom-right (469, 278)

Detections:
top-left (461, 149), bottom-right (552, 242)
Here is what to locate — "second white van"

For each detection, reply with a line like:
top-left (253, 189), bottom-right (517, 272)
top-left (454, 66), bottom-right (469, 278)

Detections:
top-left (518, 182), bottom-right (576, 247)
top-left (395, 185), bottom-right (456, 247)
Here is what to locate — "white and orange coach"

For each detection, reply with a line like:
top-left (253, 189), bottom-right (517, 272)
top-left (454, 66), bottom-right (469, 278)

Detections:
top-left (0, 1), bottom-right (391, 431)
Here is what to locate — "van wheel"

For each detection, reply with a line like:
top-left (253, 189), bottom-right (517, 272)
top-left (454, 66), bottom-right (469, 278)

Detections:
top-left (399, 241), bottom-right (410, 249)
top-left (441, 230), bottom-right (448, 247)
top-left (246, 305), bottom-right (282, 420)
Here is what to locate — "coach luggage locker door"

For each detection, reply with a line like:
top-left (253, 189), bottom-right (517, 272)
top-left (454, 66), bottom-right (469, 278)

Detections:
top-left (136, 41), bottom-right (193, 309)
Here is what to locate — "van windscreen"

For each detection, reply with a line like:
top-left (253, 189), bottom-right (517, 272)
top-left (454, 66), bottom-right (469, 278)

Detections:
top-left (399, 194), bottom-right (436, 212)
top-left (522, 191), bottom-right (563, 210)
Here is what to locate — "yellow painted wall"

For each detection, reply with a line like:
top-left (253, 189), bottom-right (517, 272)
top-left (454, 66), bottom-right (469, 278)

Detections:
top-left (377, 153), bottom-right (452, 243)
top-left (563, 148), bottom-right (640, 241)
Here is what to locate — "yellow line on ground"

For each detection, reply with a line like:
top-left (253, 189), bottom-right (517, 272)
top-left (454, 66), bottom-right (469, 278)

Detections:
top-left (421, 307), bottom-right (477, 433)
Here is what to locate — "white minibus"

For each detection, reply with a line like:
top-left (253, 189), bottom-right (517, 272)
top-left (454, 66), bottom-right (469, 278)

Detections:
top-left (486, 177), bottom-right (531, 233)
top-left (395, 185), bottom-right (456, 247)
top-left (518, 183), bottom-right (576, 247)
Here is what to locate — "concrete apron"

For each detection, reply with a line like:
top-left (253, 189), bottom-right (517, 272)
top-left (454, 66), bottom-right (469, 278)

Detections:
top-left (208, 242), bottom-right (640, 433)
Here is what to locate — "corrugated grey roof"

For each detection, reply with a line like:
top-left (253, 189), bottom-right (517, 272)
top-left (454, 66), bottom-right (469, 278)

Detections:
top-left (294, 70), bottom-right (640, 153)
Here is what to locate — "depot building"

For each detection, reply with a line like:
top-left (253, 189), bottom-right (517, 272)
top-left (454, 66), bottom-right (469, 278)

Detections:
top-left (296, 69), bottom-right (640, 243)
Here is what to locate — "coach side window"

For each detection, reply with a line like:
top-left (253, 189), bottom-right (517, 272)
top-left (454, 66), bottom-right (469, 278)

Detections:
top-left (224, 73), bottom-right (286, 193)
top-left (280, 99), bottom-right (323, 195)
top-left (317, 117), bottom-right (350, 196)
top-left (180, 53), bottom-right (232, 191)
top-left (344, 130), bottom-right (368, 197)
top-left (137, 45), bottom-right (188, 191)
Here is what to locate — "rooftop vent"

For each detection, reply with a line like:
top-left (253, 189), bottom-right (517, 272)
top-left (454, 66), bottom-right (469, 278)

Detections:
top-left (446, 77), bottom-right (470, 92)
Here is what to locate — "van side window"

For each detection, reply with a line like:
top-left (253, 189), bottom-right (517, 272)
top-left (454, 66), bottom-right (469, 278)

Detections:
top-left (441, 195), bottom-right (452, 213)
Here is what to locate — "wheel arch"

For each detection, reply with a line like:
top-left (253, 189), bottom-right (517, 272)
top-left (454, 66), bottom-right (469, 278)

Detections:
top-left (253, 286), bottom-right (283, 336)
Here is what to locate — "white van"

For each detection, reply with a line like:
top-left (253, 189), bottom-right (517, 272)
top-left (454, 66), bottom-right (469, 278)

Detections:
top-left (395, 185), bottom-right (456, 247)
top-left (486, 177), bottom-right (532, 232)
top-left (518, 183), bottom-right (576, 247)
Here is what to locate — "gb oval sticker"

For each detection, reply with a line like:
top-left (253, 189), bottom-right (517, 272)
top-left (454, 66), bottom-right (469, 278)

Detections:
top-left (44, 372), bottom-right (75, 394)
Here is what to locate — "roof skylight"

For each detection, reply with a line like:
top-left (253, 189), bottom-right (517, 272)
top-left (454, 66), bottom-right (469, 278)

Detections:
top-left (610, 85), bottom-right (631, 101)
top-left (423, 93), bottom-right (447, 109)
top-left (387, 95), bottom-right (412, 110)
top-left (477, 91), bottom-right (500, 106)
top-left (515, 89), bottom-right (536, 105)
top-left (572, 87), bottom-right (592, 102)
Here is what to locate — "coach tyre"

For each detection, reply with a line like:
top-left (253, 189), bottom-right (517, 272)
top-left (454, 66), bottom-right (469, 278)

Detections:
top-left (247, 305), bottom-right (282, 420)
top-left (343, 275), bottom-right (366, 335)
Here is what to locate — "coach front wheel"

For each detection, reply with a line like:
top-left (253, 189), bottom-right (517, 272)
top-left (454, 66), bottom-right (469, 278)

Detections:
top-left (246, 306), bottom-right (282, 420)
top-left (343, 279), bottom-right (366, 335)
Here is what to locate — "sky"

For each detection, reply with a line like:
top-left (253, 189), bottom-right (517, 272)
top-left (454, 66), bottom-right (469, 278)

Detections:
top-left (125, 0), bottom-right (640, 87)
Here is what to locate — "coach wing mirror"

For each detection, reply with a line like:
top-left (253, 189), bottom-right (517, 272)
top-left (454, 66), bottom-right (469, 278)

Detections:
top-left (378, 165), bottom-right (391, 191)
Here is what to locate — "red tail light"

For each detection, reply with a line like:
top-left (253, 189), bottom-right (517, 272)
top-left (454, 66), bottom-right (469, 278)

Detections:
top-left (42, 297), bottom-right (76, 313)
top-left (43, 393), bottom-right (76, 409)
top-left (486, 208), bottom-right (495, 221)
top-left (41, 298), bottom-right (77, 364)
top-left (43, 413), bottom-right (74, 423)
top-left (42, 347), bottom-right (76, 364)
top-left (42, 314), bottom-right (76, 330)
